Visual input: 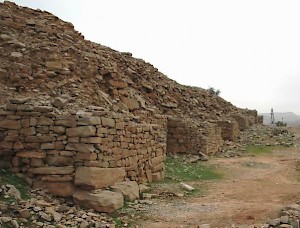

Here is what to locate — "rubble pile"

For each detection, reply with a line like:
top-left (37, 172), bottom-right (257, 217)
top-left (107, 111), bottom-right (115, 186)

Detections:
top-left (219, 125), bottom-right (295, 158)
top-left (0, 1), bottom-right (257, 122)
top-left (0, 183), bottom-right (118, 228)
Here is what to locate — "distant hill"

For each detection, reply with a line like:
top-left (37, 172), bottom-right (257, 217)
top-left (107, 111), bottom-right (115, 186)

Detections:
top-left (260, 112), bottom-right (300, 126)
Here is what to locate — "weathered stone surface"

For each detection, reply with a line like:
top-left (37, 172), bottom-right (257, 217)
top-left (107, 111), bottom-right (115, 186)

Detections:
top-left (41, 143), bottom-right (55, 150)
top-left (15, 151), bottom-right (46, 158)
top-left (100, 117), bottom-right (115, 128)
top-left (55, 118), bottom-right (77, 127)
top-left (36, 117), bottom-right (54, 126)
top-left (9, 98), bottom-right (30, 104)
top-left (77, 116), bottom-right (101, 126)
top-left (46, 207), bottom-right (62, 222)
top-left (66, 126), bottom-right (96, 137)
top-left (46, 156), bottom-right (74, 166)
top-left (20, 127), bottom-right (36, 136)
top-left (109, 80), bottom-right (128, 89)
top-left (45, 61), bottom-right (63, 71)
top-left (73, 190), bottom-right (123, 213)
top-left (33, 106), bottom-right (53, 113)
top-left (199, 224), bottom-right (210, 228)
top-left (52, 97), bottom-right (68, 109)
top-left (41, 175), bottom-right (73, 182)
top-left (11, 51), bottom-right (23, 58)
top-left (13, 141), bottom-right (24, 150)
top-left (280, 215), bottom-right (289, 224)
top-left (80, 137), bottom-right (102, 144)
top-left (52, 126), bottom-right (66, 134)
top-left (0, 120), bottom-right (20, 129)
top-left (30, 166), bottom-right (74, 175)
top-left (120, 96), bottom-right (140, 110)
top-left (75, 167), bottom-right (125, 189)
top-left (0, 141), bottom-right (13, 149)
top-left (45, 181), bottom-right (74, 197)
top-left (75, 152), bottom-right (97, 161)
top-left (31, 158), bottom-right (44, 167)
top-left (25, 135), bottom-right (55, 143)
top-left (17, 104), bottom-right (34, 111)
top-left (65, 143), bottom-right (95, 153)
top-left (111, 181), bottom-right (140, 201)
top-left (18, 209), bottom-right (31, 218)
top-left (162, 102), bottom-right (178, 108)
top-left (7, 185), bottom-right (21, 201)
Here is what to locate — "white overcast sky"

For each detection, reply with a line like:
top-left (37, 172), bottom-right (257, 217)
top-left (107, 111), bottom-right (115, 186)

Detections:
top-left (3, 0), bottom-right (300, 114)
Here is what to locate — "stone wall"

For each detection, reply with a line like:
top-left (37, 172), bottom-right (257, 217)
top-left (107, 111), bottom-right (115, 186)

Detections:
top-left (217, 119), bottom-right (239, 141)
top-left (258, 115), bottom-right (264, 125)
top-left (167, 117), bottom-right (223, 156)
top-left (239, 109), bottom-right (260, 125)
top-left (0, 99), bottom-right (167, 196)
top-left (230, 113), bottom-right (250, 131)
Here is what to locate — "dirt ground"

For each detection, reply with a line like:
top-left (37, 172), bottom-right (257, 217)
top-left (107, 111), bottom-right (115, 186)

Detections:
top-left (137, 127), bottom-right (300, 227)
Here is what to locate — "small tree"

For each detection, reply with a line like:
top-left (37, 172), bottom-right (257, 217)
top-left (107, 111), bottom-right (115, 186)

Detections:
top-left (207, 87), bottom-right (221, 96)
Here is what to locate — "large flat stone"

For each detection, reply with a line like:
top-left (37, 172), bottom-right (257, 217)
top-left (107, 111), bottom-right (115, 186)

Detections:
top-left (45, 181), bottom-right (74, 197)
top-left (0, 120), bottom-right (21, 129)
top-left (46, 156), bottom-right (74, 166)
top-left (100, 117), bottom-right (115, 128)
top-left (36, 117), bottom-right (54, 126)
top-left (73, 190), bottom-right (123, 213)
top-left (120, 96), bottom-right (140, 111)
top-left (30, 166), bottom-right (74, 175)
top-left (25, 135), bottom-right (56, 143)
top-left (111, 181), bottom-right (140, 201)
top-left (16, 151), bottom-right (46, 159)
top-left (55, 118), bottom-right (77, 127)
top-left (45, 61), bottom-right (63, 71)
top-left (75, 167), bottom-right (125, 189)
top-left (66, 126), bottom-right (96, 137)
top-left (77, 116), bottom-right (101, 126)
top-left (109, 80), bottom-right (128, 89)
top-left (65, 143), bottom-right (95, 153)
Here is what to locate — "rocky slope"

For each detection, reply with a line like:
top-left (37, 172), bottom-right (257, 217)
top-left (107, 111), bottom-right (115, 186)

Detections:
top-left (0, 1), bottom-right (241, 121)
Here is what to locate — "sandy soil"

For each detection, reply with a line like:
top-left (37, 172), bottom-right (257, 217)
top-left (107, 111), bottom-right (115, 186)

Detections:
top-left (137, 128), bottom-right (300, 227)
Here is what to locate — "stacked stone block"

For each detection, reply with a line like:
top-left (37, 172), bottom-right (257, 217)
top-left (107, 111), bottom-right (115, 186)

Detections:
top-left (0, 99), bottom-right (167, 196)
top-left (217, 119), bottom-right (239, 141)
top-left (241, 109), bottom-right (259, 125)
top-left (258, 115), bottom-right (264, 125)
top-left (167, 117), bottom-right (223, 156)
top-left (230, 113), bottom-right (250, 131)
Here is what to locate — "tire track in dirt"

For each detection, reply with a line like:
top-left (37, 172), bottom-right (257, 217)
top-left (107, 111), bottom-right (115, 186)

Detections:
top-left (139, 146), bottom-right (300, 227)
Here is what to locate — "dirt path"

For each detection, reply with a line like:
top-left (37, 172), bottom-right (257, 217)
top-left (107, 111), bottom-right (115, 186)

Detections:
top-left (138, 129), bottom-right (300, 227)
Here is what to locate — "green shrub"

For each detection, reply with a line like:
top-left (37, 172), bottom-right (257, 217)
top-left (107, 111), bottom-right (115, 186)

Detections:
top-left (165, 156), bottom-right (223, 182)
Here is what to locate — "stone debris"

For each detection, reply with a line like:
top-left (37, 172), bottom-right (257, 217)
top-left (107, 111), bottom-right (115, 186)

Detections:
top-left (6, 184), bottom-right (21, 201)
top-left (218, 125), bottom-right (295, 158)
top-left (0, 184), bottom-right (122, 227)
top-left (110, 181), bottom-right (140, 201)
top-left (73, 189), bottom-right (124, 213)
top-left (180, 182), bottom-right (195, 191)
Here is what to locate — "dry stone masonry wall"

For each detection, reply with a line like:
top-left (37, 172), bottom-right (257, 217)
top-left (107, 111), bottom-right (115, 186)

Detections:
top-left (217, 119), bottom-right (239, 141)
top-left (0, 99), bottom-right (167, 197)
top-left (167, 117), bottom-right (223, 155)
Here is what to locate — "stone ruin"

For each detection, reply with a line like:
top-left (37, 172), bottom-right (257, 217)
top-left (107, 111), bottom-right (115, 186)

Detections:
top-left (0, 98), bottom-right (167, 212)
top-left (0, 1), bottom-right (264, 212)
top-left (0, 98), bottom-right (261, 212)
